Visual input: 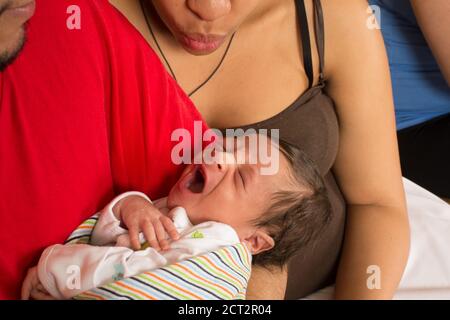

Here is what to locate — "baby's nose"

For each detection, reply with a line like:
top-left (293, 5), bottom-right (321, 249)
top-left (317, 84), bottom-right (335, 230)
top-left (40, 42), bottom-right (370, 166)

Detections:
top-left (216, 149), bottom-right (236, 168)
top-left (187, 0), bottom-right (231, 22)
top-left (203, 148), bottom-right (236, 171)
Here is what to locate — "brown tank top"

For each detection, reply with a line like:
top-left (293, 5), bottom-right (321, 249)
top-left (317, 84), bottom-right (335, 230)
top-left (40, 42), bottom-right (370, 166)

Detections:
top-left (221, 0), bottom-right (346, 299)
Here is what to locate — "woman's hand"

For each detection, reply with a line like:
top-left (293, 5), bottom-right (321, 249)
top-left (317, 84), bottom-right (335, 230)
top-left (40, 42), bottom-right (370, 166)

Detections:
top-left (21, 267), bottom-right (54, 300)
top-left (113, 195), bottom-right (180, 251)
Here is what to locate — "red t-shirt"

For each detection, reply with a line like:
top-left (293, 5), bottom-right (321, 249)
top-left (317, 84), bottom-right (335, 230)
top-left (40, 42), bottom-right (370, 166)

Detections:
top-left (0, 0), bottom-right (208, 299)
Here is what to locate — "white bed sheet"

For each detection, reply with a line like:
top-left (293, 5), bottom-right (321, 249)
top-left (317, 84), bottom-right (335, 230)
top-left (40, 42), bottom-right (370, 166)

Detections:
top-left (304, 178), bottom-right (450, 300)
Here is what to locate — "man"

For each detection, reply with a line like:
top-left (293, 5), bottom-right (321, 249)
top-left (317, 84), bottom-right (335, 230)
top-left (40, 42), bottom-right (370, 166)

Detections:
top-left (0, 0), bottom-right (35, 70)
top-left (0, 0), bottom-right (207, 299)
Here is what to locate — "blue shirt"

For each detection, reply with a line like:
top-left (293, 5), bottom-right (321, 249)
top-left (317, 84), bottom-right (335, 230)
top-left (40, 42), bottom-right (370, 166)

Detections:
top-left (370, 0), bottom-right (450, 130)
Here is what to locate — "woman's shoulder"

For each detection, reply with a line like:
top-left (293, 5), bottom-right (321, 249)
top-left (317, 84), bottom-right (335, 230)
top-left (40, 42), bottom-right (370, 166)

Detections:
top-left (320, 0), bottom-right (379, 40)
top-left (319, 0), bottom-right (386, 77)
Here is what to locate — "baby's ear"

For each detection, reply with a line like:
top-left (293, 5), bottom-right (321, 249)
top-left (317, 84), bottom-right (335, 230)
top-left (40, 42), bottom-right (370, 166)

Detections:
top-left (244, 230), bottom-right (275, 255)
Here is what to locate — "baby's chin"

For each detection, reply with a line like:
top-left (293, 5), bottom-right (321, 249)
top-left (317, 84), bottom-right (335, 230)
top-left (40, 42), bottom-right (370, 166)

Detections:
top-left (166, 195), bottom-right (205, 224)
top-left (166, 192), bottom-right (179, 210)
top-left (167, 188), bottom-right (192, 211)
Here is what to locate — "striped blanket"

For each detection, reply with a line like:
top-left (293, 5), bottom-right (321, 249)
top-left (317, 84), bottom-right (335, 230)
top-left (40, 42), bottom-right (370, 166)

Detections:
top-left (65, 215), bottom-right (252, 300)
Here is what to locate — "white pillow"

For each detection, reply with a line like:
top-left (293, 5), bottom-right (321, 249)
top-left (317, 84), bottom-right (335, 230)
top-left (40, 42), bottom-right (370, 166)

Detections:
top-left (304, 178), bottom-right (450, 300)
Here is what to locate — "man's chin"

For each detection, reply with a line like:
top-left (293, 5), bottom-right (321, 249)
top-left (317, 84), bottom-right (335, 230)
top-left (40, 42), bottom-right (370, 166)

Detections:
top-left (0, 30), bottom-right (26, 72)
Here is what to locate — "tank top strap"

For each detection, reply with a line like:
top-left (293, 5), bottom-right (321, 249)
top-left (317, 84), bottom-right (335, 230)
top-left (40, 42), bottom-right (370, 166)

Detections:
top-left (313, 0), bottom-right (325, 84)
top-left (295, 0), bottom-right (326, 88)
top-left (295, 0), bottom-right (314, 89)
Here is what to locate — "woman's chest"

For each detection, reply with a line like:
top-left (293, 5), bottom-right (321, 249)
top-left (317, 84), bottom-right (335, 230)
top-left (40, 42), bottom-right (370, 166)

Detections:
top-left (187, 51), bottom-right (311, 129)
top-left (160, 3), bottom-right (317, 129)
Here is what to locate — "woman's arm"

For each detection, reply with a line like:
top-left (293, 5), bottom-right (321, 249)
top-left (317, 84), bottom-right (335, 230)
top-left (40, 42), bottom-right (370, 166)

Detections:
top-left (324, 0), bottom-right (410, 299)
top-left (410, 0), bottom-right (450, 86)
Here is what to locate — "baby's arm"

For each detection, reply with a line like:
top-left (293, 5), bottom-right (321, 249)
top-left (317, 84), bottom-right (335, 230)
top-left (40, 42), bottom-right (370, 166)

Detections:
top-left (36, 243), bottom-right (168, 299)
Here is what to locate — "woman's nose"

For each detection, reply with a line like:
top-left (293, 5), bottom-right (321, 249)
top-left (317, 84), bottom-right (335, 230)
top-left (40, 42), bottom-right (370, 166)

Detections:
top-left (186, 0), bottom-right (231, 22)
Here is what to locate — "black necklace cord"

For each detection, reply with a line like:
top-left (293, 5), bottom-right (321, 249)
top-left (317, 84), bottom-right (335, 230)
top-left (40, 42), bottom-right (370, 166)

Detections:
top-left (140, 0), bottom-right (178, 81)
top-left (187, 32), bottom-right (235, 98)
top-left (140, 0), bottom-right (236, 97)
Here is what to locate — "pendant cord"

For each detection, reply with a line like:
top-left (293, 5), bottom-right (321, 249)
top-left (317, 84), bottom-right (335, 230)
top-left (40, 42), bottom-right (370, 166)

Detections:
top-left (140, 0), bottom-right (236, 97)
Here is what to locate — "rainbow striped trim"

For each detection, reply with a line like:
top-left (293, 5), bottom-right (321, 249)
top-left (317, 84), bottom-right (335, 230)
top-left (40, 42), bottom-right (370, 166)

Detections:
top-left (65, 214), bottom-right (252, 300)
top-left (65, 214), bottom-right (99, 245)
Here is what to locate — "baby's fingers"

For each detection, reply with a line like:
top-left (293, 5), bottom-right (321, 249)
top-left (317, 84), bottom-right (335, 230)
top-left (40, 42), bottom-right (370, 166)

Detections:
top-left (21, 267), bottom-right (38, 300)
top-left (21, 277), bottom-right (32, 300)
top-left (153, 220), bottom-right (170, 251)
top-left (127, 224), bottom-right (142, 251)
top-left (160, 216), bottom-right (180, 241)
top-left (142, 220), bottom-right (160, 251)
top-left (30, 289), bottom-right (55, 300)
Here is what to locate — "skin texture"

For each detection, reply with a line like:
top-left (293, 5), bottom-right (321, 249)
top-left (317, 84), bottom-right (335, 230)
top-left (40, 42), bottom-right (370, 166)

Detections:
top-left (109, 0), bottom-right (410, 299)
top-left (0, 0), bottom-right (35, 70)
top-left (410, 0), bottom-right (450, 86)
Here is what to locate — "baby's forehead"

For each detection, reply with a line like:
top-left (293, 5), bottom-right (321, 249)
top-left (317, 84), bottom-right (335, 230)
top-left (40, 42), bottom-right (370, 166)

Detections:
top-left (215, 133), bottom-right (297, 177)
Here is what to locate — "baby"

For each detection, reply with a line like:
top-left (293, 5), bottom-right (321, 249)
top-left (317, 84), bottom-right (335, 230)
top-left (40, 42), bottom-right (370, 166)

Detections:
top-left (22, 137), bottom-right (331, 300)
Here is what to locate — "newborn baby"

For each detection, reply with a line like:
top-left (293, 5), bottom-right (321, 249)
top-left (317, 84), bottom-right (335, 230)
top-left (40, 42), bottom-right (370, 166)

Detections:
top-left (22, 138), bottom-right (331, 300)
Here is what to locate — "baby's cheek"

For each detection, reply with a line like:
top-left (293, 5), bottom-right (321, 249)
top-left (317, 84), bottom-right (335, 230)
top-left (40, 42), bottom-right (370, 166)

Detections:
top-left (198, 195), bottom-right (233, 221)
top-left (167, 184), bottom-right (192, 208)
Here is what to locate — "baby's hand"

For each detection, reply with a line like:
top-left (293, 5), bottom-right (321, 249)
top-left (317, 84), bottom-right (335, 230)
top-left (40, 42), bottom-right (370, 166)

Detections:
top-left (21, 267), bottom-right (54, 300)
top-left (114, 195), bottom-right (179, 251)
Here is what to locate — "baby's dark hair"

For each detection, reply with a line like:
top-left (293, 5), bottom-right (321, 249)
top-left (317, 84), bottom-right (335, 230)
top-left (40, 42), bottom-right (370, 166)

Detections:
top-left (251, 140), bottom-right (332, 268)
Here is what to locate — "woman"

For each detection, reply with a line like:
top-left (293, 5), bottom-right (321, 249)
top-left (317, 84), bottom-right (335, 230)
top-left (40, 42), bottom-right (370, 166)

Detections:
top-left (369, 0), bottom-right (450, 200)
top-left (110, 0), bottom-right (409, 299)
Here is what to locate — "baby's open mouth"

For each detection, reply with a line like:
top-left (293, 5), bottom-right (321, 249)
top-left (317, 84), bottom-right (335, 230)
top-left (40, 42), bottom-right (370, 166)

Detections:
top-left (186, 166), bottom-right (206, 194)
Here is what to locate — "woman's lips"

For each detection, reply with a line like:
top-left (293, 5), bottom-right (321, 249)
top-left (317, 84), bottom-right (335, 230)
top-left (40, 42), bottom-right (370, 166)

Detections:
top-left (179, 33), bottom-right (227, 53)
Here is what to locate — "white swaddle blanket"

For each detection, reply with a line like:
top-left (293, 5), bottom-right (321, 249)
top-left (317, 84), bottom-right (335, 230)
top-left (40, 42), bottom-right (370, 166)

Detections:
top-left (305, 178), bottom-right (450, 300)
